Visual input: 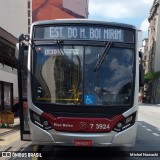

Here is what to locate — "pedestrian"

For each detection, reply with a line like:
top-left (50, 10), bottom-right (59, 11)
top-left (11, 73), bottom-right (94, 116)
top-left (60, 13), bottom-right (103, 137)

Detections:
top-left (12, 102), bottom-right (20, 117)
top-left (138, 92), bottom-right (142, 104)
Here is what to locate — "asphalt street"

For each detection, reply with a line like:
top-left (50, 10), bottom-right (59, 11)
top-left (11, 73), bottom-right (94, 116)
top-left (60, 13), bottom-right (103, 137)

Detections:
top-left (0, 104), bottom-right (160, 160)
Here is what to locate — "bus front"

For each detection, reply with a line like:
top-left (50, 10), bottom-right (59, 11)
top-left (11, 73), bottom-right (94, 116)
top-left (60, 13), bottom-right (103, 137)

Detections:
top-left (27, 20), bottom-right (138, 147)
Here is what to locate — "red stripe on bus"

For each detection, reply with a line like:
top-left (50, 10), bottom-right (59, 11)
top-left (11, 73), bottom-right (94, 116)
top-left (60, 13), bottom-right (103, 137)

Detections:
top-left (41, 112), bottom-right (124, 132)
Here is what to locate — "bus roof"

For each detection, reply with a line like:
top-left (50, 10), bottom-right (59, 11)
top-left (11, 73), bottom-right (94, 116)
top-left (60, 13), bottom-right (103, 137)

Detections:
top-left (32, 19), bottom-right (136, 30)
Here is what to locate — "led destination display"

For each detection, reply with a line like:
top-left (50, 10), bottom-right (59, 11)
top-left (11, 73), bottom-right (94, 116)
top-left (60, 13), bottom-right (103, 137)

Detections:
top-left (34, 25), bottom-right (134, 42)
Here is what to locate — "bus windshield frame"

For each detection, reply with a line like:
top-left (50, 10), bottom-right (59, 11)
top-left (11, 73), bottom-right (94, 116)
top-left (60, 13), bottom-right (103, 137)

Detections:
top-left (30, 23), bottom-right (136, 109)
top-left (31, 41), bottom-right (135, 107)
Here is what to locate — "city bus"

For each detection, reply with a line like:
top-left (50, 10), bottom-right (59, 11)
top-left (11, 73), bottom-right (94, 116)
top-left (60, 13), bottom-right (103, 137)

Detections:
top-left (17, 19), bottom-right (144, 147)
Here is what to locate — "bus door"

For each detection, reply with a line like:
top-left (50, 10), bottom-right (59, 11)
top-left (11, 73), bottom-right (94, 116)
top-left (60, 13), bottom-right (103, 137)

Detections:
top-left (16, 37), bottom-right (31, 141)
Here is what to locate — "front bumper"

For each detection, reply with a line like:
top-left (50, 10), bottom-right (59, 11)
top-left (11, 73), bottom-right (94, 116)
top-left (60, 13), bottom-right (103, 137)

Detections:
top-left (30, 121), bottom-right (137, 147)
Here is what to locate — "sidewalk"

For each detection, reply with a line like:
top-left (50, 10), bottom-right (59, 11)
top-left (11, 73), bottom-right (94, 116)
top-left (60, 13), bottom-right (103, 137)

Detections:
top-left (0, 117), bottom-right (20, 133)
top-left (139, 103), bottom-right (160, 107)
top-left (0, 117), bottom-right (20, 147)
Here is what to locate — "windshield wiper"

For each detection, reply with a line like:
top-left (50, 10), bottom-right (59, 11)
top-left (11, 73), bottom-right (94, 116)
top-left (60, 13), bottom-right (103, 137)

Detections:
top-left (94, 41), bottom-right (112, 72)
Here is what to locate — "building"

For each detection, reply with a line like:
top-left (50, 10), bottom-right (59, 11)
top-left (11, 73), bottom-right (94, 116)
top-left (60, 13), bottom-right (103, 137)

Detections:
top-left (0, 0), bottom-right (30, 112)
top-left (147, 0), bottom-right (160, 103)
top-left (139, 38), bottom-right (150, 103)
top-left (148, 0), bottom-right (160, 72)
top-left (0, 0), bottom-right (89, 112)
top-left (32, 0), bottom-right (89, 22)
top-left (139, 38), bottom-right (149, 74)
top-left (0, 0), bottom-right (89, 37)
top-left (0, 27), bottom-right (18, 112)
top-left (0, 0), bottom-right (30, 38)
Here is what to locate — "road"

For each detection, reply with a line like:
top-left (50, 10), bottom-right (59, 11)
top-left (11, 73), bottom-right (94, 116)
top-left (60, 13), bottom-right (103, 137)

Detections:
top-left (0, 104), bottom-right (160, 160)
top-left (135, 104), bottom-right (160, 152)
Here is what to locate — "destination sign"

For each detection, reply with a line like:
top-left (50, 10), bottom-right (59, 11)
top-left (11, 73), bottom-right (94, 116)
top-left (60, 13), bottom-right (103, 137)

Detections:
top-left (34, 25), bottom-right (134, 42)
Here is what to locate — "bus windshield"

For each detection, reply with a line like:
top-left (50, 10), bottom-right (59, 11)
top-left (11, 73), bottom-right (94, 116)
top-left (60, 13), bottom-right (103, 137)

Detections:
top-left (32, 44), bottom-right (134, 106)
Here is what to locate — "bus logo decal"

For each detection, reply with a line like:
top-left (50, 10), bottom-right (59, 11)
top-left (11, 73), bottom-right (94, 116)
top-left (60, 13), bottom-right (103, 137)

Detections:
top-left (80, 122), bottom-right (86, 129)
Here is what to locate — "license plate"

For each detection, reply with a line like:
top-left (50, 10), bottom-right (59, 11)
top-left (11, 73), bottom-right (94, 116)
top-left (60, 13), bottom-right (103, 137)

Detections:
top-left (74, 140), bottom-right (93, 146)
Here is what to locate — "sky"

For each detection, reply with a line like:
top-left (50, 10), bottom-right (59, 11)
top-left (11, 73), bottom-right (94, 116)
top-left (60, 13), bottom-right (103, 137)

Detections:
top-left (89, 0), bottom-right (154, 38)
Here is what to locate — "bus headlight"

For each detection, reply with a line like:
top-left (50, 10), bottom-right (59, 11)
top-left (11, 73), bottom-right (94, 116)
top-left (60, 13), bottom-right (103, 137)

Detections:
top-left (30, 110), bottom-right (52, 130)
top-left (113, 112), bottom-right (136, 132)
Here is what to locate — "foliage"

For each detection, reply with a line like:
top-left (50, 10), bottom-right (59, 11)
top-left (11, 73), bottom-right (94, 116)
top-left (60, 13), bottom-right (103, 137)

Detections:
top-left (144, 71), bottom-right (160, 104)
top-left (144, 71), bottom-right (160, 82)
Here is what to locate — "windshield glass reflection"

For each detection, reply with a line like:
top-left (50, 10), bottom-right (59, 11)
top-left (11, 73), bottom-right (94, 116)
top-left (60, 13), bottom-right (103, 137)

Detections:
top-left (85, 47), bottom-right (133, 105)
top-left (32, 45), bottom-right (134, 106)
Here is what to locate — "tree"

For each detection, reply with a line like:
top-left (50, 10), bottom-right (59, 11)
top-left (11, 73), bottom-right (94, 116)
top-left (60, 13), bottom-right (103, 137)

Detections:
top-left (144, 71), bottom-right (160, 104)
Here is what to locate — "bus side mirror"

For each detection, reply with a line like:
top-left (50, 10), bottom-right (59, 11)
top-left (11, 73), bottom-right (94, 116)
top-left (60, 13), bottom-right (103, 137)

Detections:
top-left (19, 34), bottom-right (30, 42)
top-left (139, 51), bottom-right (144, 87)
top-left (17, 34), bottom-right (29, 69)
